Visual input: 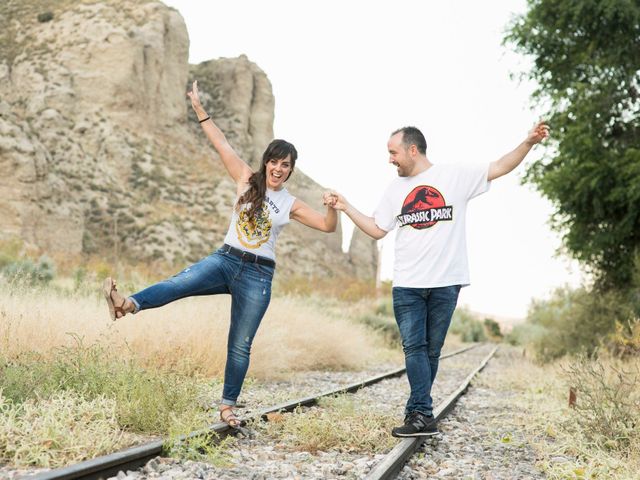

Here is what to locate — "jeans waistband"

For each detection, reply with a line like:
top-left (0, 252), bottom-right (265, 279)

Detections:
top-left (221, 244), bottom-right (276, 268)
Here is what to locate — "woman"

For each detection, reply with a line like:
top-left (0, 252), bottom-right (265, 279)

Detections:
top-left (103, 80), bottom-right (337, 427)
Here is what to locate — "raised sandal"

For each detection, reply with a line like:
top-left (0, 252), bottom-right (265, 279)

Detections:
top-left (102, 277), bottom-right (127, 321)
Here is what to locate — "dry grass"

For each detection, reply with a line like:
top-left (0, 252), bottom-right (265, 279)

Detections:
top-left (276, 274), bottom-right (381, 302)
top-left (477, 348), bottom-right (640, 480)
top-left (0, 280), bottom-right (400, 468)
top-left (256, 395), bottom-right (398, 454)
top-left (0, 286), bottom-right (399, 379)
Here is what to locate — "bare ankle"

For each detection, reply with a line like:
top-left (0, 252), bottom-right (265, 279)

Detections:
top-left (123, 299), bottom-right (135, 314)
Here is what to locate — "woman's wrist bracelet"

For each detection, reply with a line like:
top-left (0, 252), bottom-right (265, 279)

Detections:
top-left (198, 116), bottom-right (210, 123)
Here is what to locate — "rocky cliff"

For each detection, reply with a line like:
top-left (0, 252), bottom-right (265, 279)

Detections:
top-left (0, 0), bottom-right (377, 281)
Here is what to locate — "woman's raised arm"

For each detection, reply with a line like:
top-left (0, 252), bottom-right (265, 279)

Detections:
top-left (187, 80), bottom-right (253, 185)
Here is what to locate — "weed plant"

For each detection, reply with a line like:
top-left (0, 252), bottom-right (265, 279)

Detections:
top-left (478, 347), bottom-right (640, 479)
top-left (258, 395), bottom-right (397, 454)
top-left (164, 421), bottom-right (236, 467)
top-left (0, 336), bottom-right (214, 466)
top-left (0, 391), bottom-right (132, 468)
top-left (563, 354), bottom-right (640, 453)
top-left (0, 336), bottom-right (208, 434)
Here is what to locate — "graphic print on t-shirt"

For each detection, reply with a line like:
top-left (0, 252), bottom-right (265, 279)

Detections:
top-left (396, 185), bottom-right (453, 229)
top-left (235, 201), bottom-right (272, 248)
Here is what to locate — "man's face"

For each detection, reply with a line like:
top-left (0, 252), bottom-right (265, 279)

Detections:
top-left (388, 133), bottom-right (413, 177)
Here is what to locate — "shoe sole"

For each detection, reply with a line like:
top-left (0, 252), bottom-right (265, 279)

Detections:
top-left (102, 277), bottom-right (116, 321)
top-left (392, 431), bottom-right (440, 438)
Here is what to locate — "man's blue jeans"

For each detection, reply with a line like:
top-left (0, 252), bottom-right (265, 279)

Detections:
top-left (392, 285), bottom-right (461, 416)
top-left (129, 247), bottom-right (274, 406)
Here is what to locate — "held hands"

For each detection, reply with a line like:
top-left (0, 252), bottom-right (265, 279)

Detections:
top-left (526, 121), bottom-right (550, 146)
top-left (323, 190), bottom-right (349, 212)
top-left (323, 191), bottom-right (337, 207)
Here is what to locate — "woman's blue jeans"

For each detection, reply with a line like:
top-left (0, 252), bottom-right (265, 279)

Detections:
top-left (392, 285), bottom-right (461, 416)
top-left (129, 247), bottom-right (274, 406)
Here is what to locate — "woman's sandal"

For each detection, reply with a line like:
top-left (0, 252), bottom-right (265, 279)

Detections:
top-left (219, 406), bottom-right (242, 428)
top-left (102, 277), bottom-right (127, 322)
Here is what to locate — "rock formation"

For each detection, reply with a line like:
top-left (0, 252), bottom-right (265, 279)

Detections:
top-left (0, 0), bottom-right (377, 282)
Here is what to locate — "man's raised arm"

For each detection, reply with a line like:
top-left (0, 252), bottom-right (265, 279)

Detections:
top-left (488, 121), bottom-right (550, 181)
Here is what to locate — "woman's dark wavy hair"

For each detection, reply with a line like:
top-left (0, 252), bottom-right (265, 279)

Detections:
top-left (236, 139), bottom-right (297, 223)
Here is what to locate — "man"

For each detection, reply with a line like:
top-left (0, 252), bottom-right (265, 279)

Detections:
top-left (326, 122), bottom-right (549, 437)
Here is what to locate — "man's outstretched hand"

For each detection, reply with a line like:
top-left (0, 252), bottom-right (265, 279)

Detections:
top-left (323, 190), bottom-right (349, 211)
top-left (526, 121), bottom-right (550, 146)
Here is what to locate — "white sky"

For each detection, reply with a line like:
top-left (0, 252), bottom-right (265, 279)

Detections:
top-left (162, 0), bottom-right (583, 319)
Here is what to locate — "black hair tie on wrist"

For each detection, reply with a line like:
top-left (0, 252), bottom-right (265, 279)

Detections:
top-left (198, 116), bottom-right (210, 123)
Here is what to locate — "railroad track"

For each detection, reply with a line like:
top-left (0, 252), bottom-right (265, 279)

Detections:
top-left (364, 345), bottom-right (498, 480)
top-left (30, 343), bottom-right (491, 480)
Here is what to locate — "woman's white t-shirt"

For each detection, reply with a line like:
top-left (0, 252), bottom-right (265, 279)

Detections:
top-left (373, 163), bottom-right (491, 288)
top-left (223, 187), bottom-right (296, 261)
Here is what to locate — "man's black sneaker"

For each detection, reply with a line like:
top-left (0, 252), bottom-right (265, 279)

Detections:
top-left (391, 411), bottom-right (439, 437)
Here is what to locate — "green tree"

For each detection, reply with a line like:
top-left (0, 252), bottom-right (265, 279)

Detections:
top-left (505, 0), bottom-right (640, 291)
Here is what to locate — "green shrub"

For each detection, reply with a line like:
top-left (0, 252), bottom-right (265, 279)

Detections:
top-left (526, 286), bottom-right (635, 362)
top-left (358, 314), bottom-right (400, 346)
top-left (374, 297), bottom-right (393, 317)
top-left (37, 11), bottom-right (53, 23)
top-left (608, 319), bottom-right (640, 356)
top-left (483, 317), bottom-right (502, 338)
top-left (0, 238), bottom-right (23, 269)
top-left (1, 256), bottom-right (56, 285)
top-left (504, 322), bottom-right (546, 346)
top-left (450, 308), bottom-right (486, 342)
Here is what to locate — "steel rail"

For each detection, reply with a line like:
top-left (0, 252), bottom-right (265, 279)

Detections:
top-left (31, 344), bottom-right (480, 480)
top-left (363, 345), bottom-right (499, 480)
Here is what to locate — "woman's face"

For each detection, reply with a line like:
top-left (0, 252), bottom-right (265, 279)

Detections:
top-left (265, 155), bottom-right (293, 190)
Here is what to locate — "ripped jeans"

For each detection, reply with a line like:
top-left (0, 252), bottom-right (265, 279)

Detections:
top-left (129, 246), bottom-right (274, 406)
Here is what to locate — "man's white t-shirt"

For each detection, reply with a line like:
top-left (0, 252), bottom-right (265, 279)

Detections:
top-left (374, 163), bottom-right (491, 288)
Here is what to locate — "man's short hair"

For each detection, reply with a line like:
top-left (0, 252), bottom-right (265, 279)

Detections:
top-left (391, 126), bottom-right (427, 154)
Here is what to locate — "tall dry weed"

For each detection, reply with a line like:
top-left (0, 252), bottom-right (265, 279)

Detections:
top-left (563, 354), bottom-right (640, 452)
top-left (0, 284), bottom-right (398, 379)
